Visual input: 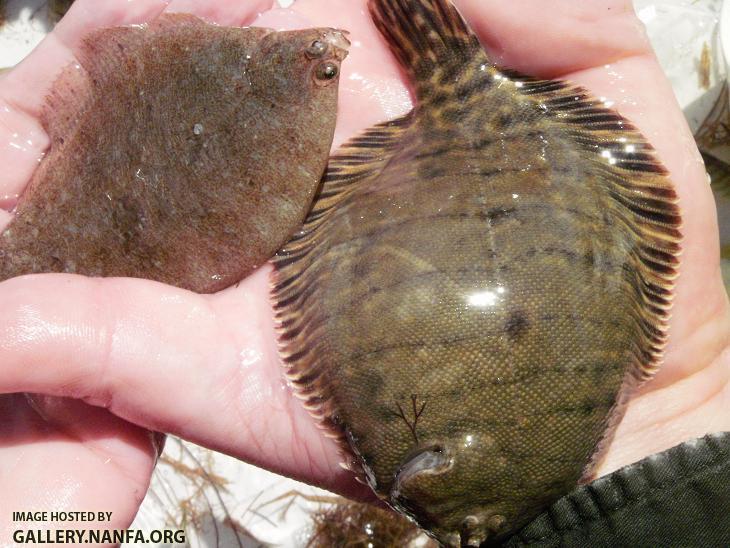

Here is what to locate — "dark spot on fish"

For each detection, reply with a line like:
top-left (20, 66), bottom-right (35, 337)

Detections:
top-left (352, 259), bottom-right (371, 278)
top-left (454, 73), bottom-right (490, 101)
top-left (505, 310), bottom-right (530, 341)
top-left (583, 249), bottom-right (597, 268)
top-left (495, 110), bottom-right (513, 130)
top-left (481, 206), bottom-right (516, 224)
top-left (426, 91), bottom-right (450, 107)
top-left (437, 62), bottom-right (463, 85)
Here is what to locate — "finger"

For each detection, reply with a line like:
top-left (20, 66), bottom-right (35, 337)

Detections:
top-left (0, 271), bottom-right (366, 498)
top-left (453, 0), bottom-right (651, 77)
top-left (165, 0), bottom-right (273, 26)
top-left (0, 394), bottom-right (157, 539)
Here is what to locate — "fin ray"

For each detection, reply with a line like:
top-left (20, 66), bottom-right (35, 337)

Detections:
top-left (492, 66), bottom-right (682, 380)
top-left (493, 70), bottom-right (683, 479)
top-left (272, 113), bottom-right (413, 475)
top-left (41, 62), bottom-right (92, 146)
top-left (42, 14), bottom-right (206, 144)
top-left (368, 0), bottom-right (480, 83)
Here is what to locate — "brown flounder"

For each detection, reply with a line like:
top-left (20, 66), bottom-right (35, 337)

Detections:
top-left (273, 0), bottom-right (681, 545)
top-left (0, 14), bottom-right (349, 293)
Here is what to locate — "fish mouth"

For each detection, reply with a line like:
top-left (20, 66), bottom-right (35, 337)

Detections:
top-left (322, 28), bottom-right (351, 60)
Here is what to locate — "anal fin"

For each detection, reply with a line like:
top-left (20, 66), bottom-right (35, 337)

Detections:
top-left (271, 113), bottom-right (413, 473)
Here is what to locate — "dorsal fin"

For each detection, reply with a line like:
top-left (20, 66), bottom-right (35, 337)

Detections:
top-left (78, 14), bottom-right (206, 87)
top-left (41, 14), bottom-right (206, 148)
top-left (505, 70), bottom-right (682, 381)
top-left (41, 62), bottom-right (92, 147)
top-left (368, 0), bottom-right (482, 86)
top-left (487, 70), bottom-right (683, 479)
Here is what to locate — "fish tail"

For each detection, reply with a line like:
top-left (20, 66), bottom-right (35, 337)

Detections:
top-left (368, 0), bottom-right (482, 85)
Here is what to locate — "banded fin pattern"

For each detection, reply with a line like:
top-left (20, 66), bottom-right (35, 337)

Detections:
top-left (272, 113), bottom-right (413, 477)
top-left (485, 71), bottom-right (682, 480)
top-left (522, 75), bottom-right (681, 381)
top-left (368, 0), bottom-right (480, 83)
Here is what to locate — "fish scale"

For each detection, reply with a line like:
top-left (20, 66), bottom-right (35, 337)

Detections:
top-left (275, 1), bottom-right (678, 542)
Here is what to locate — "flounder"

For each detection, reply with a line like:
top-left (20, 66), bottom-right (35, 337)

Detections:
top-left (0, 14), bottom-right (349, 293)
top-left (273, 0), bottom-right (681, 545)
top-left (50, 0), bottom-right (75, 23)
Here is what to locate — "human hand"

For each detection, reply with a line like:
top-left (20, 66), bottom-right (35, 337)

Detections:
top-left (1, 0), bottom-right (728, 541)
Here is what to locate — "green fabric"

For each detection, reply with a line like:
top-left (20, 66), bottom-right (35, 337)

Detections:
top-left (500, 432), bottom-right (730, 547)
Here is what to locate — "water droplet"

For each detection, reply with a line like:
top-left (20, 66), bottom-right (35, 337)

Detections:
top-left (467, 290), bottom-right (499, 307)
top-left (240, 348), bottom-right (263, 367)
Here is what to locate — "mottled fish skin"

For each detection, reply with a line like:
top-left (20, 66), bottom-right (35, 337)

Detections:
top-left (49, 0), bottom-right (74, 23)
top-left (0, 14), bottom-right (348, 293)
top-left (273, 0), bottom-right (681, 546)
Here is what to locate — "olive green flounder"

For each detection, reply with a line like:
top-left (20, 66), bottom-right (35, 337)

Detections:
top-left (50, 0), bottom-right (75, 23)
top-left (0, 14), bottom-right (348, 293)
top-left (273, 0), bottom-right (680, 546)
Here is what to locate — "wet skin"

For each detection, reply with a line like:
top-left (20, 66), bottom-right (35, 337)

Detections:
top-left (0, 15), bottom-right (347, 293)
top-left (273, 0), bottom-right (680, 543)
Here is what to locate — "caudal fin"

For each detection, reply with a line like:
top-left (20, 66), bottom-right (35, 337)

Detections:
top-left (368, 0), bottom-right (482, 84)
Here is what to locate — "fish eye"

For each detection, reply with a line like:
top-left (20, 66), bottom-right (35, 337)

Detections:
top-left (305, 40), bottom-right (328, 59)
top-left (314, 62), bottom-right (339, 82)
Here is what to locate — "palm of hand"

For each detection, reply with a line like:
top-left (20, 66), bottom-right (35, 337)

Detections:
top-left (0, 0), bottom-right (727, 537)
